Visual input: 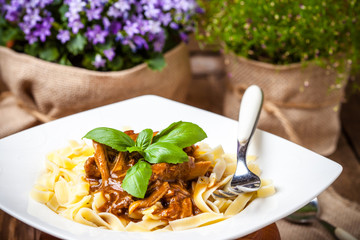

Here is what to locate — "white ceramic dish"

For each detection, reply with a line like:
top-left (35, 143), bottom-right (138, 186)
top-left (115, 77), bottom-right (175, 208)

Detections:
top-left (0, 95), bottom-right (342, 240)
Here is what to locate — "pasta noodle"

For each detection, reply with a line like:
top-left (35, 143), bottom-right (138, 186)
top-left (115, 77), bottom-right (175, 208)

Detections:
top-left (31, 140), bottom-right (275, 232)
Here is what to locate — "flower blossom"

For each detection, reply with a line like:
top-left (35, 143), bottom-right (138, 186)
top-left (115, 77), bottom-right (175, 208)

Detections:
top-left (104, 48), bottom-right (115, 61)
top-left (57, 30), bottom-right (71, 43)
top-left (124, 21), bottom-right (140, 37)
top-left (86, 25), bottom-right (108, 45)
top-left (0, 0), bottom-right (201, 70)
top-left (93, 54), bottom-right (106, 68)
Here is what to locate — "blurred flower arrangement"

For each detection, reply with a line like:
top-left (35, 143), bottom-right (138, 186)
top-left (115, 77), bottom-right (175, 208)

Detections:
top-left (0, 0), bottom-right (201, 71)
top-left (197, 0), bottom-right (360, 84)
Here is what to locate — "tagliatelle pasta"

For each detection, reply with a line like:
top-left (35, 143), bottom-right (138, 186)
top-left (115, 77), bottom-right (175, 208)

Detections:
top-left (31, 139), bottom-right (275, 232)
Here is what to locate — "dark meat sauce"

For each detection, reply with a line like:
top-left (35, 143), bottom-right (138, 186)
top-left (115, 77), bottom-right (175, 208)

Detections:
top-left (84, 131), bottom-right (211, 222)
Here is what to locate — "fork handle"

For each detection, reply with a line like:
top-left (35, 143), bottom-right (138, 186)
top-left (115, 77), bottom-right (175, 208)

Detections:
top-left (318, 219), bottom-right (358, 240)
top-left (238, 85), bottom-right (264, 145)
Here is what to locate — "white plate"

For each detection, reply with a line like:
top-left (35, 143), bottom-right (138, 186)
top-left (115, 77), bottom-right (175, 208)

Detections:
top-left (0, 95), bottom-right (342, 240)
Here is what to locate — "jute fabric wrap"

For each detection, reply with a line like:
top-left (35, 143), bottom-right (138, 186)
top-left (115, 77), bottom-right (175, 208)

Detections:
top-left (224, 53), bottom-right (347, 156)
top-left (277, 187), bottom-right (360, 240)
top-left (0, 43), bottom-right (191, 138)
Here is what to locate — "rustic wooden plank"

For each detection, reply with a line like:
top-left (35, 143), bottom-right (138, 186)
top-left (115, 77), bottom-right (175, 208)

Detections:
top-left (185, 74), bottom-right (225, 115)
top-left (0, 210), bottom-right (35, 240)
top-left (37, 223), bottom-right (280, 240)
top-left (328, 133), bottom-right (360, 203)
top-left (190, 54), bottom-right (224, 75)
top-left (341, 78), bottom-right (360, 161)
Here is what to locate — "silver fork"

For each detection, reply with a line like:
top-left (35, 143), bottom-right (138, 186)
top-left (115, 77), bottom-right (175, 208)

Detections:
top-left (213, 85), bottom-right (263, 198)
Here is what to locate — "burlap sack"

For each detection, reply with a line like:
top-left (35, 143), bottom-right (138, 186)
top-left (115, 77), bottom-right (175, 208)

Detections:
top-left (277, 187), bottom-right (360, 239)
top-left (0, 43), bottom-right (191, 138)
top-left (224, 53), bottom-right (347, 156)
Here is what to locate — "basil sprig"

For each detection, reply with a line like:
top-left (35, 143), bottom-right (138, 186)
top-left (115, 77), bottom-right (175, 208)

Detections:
top-left (83, 121), bottom-right (207, 198)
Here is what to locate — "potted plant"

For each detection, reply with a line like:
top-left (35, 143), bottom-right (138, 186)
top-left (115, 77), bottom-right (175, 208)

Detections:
top-left (197, 0), bottom-right (360, 155)
top-left (0, 0), bottom-right (201, 137)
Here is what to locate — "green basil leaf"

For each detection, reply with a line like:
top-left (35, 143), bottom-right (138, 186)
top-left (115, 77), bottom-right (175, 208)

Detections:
top-left (144, 142), bottom-right (188, 164)
top-left (122, 160), bottom-right (152, 198)
top-left (135, 129), bottom-right (153, 149)
top-left (126, 146), bottom-right (143, 154)
top-left (83, 127), bottom-right (135, 151)
top-left (152, 121), bottom-right (207, 148)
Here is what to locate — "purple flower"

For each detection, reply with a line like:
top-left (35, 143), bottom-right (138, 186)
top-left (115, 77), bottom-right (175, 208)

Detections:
top-left (38, 0), bottom-right (54, 8)
top-left (57, 30), bottom-right (71, 43)
top-left (141, 0), bottom-right (157, 5)
top-left (33, 16), bottom-right (54, 42)
top-left (109, 21), bottom-right (122, 34)
top-left (104, 48), bottom-right (115, 61)
top-left (124, 21), bottom-right (139, 37)
top-left (93, 54), bottom-right (106, 68)
top-left (179, 31), bottom-right (189, 43)
top-left (124, 20), bottom-right (140, 38)
top-left (170, 22), bottom-right (179, 30)
top-left (90, 0), bottom-right (105, 8)
top-left (153, 33), bottom-right (165, 52)
top-left (102, 17), bottom-right (111, 29)
top-left (178, 1), bottom-right (193, 12)
top-left (144, 20), bottom-right (162, 34)
top-left (68, 0), bottom-right (86, 13)
top-left (86, 25), bottom-right (108, 44)
top-left (86, 6), bottom-right (103, 21)
top-left (23, 8), bottom-right (42, 27)
top-left (114, 0), bottom-right (131, 12)
top-left (1, 0), bottom-right (201, 71)
top-left (107, 6), bottom-right (122, 18)
top-left (122, 38), bottom-right (137, 52)
top-left (65, 11), bottom-right (80, 23)
top-left (143, 4), bottom-right (160, 19)
top-left (159, 12), bottom-right (172, 26)
top-left (19, 22), bottom-right (33, 35)
top-left (34, 25), bottom-right (51, 42)
top-left (0, 0), bottom-right (5, 13)
top-left (160, 0), bottom-right (174, 11)
top-left (133, 36), bottom-right (149, 50)
top-left (69, 19), bottom-right (84, 34)
top-left (25, 33), bottom-right (38, 45)
top-left (4, 4), bottom-right (21, 22)
top-left (115, 32), bottom-right (124, 41)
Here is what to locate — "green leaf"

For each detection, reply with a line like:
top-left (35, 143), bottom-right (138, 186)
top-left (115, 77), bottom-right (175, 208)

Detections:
top-left (83, 127), bottom-right (135, 151)
top-left (153, 121), bottom-right (207, 148)
top-left (110, 56), bottom-right (124, 71)
top-left (2, 28), bottom-right (22, 43)
top-left (39, 45), bottom-right (60, 61)
top-left (0, 16), bottom-right (6, 27)
top-left (59, 5), bottom-right (69, 22)
top-left (146, 54), bottom-right (166, 71)
top-left (135, 129), bottom-right (153, 149)
top-left (96, 40), bottom-right (112, 51)
top-left (144, 142), bottom-right (188, 164)
top-left (81, 53), bottom-right (96, 70)
top-left (126, 146), bottom-right (143, 154)
top-left (24, 42), bottom-right (40, 57)
top-left (66, 34), bottom-right (87, 55)
top-left (122, 160), bottom-right (152, 198)
top-left (59, 55), bottom-right (72, 66)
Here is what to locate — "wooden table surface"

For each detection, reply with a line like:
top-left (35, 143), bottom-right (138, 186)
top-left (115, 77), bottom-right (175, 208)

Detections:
top-left (1, 51), bottom-right (359, 240)
top-left (0, 210), bottom-right (280, 240)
